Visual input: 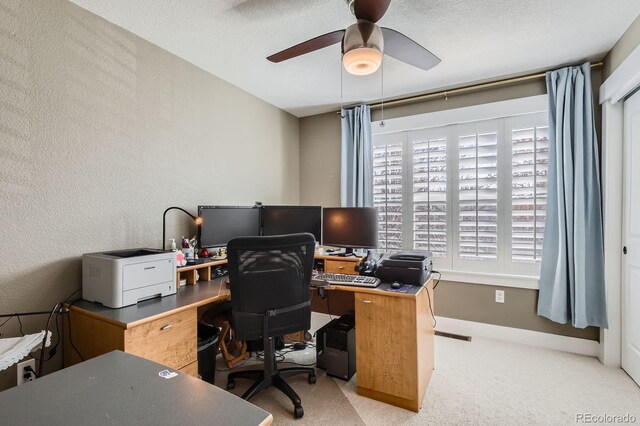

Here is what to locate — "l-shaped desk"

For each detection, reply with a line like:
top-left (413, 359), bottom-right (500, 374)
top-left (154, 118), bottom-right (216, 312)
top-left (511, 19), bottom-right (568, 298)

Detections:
top-left (64, 255), bottom-right (434, 412)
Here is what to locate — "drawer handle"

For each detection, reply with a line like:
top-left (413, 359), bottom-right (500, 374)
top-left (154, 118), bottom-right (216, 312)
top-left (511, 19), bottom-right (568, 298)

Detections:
top-left (160, 324), bottom-right (172, 331)
top-left (338, 266), bottom-right (344, 269)
top-left (362, 300), bottom-right (372, 304)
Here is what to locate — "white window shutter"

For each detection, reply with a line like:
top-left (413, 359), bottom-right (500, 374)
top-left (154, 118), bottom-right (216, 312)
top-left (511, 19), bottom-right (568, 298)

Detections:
top-left (511, 125), bottom-right (548, 263)
top-left (458, 132), bottom-right (498, 260)
top-left (373, 143), bottom-right (404, 251)
top-left (412, 137), bottom-right (447, 257)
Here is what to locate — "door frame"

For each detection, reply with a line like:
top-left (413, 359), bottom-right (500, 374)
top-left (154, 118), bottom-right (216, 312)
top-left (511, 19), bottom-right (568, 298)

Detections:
top-left (599, 44), bottom-right (640, 366)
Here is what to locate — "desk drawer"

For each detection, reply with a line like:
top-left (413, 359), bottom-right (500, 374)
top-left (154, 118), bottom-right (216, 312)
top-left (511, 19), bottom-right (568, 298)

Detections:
top-left (325, 259), bottom-right (357, 275)
top-left (125, 308), bottom-right (197, 370)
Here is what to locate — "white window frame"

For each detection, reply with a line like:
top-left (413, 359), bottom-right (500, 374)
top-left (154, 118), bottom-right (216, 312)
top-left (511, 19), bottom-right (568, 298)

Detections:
top-left (372, 95), bottom-right (548, 289)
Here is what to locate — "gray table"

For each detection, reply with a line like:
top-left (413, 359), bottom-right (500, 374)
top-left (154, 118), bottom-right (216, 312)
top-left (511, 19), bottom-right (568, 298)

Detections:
top-left (0, 351), bottom-right (272, 426)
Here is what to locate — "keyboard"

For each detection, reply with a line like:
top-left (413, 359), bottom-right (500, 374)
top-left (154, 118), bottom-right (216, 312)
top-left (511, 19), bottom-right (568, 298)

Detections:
top-left (311, 273), bottom-right (381, 288)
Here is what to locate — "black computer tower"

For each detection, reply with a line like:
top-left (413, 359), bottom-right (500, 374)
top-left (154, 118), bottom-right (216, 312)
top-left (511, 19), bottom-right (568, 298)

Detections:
top-left (316, 314), bottom-right (356, 381)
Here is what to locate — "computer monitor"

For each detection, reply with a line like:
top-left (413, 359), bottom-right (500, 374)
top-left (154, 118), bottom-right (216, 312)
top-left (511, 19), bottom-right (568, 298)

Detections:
top-left (198, 206), bottom-right (261, 248)
top-left (322, 207), bottom-right (378, 256)
top-left (261, 206), bottom-right (322, 242)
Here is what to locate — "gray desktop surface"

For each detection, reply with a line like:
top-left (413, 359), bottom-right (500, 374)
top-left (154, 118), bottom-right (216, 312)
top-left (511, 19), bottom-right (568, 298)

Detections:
top-left (71, 278), bottom-right (228, 325)
top-left (0, 350), bottom-right (271, 426)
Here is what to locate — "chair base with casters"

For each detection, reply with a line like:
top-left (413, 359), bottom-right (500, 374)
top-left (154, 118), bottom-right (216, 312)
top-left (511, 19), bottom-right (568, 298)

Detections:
top-left (227, 333), bottom-right (316, 419)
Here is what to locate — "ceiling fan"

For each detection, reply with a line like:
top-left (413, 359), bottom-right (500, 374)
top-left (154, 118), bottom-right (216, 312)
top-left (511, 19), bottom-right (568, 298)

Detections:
top-left (267, 0), bottom-right (440, 76)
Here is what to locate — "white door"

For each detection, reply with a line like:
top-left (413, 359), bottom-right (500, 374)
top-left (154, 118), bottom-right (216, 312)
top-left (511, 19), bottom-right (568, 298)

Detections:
top-left (622, 91), bottom-right (640, 386)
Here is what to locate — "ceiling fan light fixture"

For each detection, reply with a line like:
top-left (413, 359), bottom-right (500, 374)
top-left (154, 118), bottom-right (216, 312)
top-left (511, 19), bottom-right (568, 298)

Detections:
top-left (343, 47), bottom-right (383, 75)
top-left (342, 20), bottom-right (384, 76)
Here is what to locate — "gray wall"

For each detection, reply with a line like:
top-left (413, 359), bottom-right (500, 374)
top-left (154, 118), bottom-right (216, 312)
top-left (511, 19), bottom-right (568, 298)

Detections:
top-left (604, 15), bottom-right (640, 80)
top-left (0, 0), bottom-right (299, 390)
top-left (299, 75), bottom-right (601, 342)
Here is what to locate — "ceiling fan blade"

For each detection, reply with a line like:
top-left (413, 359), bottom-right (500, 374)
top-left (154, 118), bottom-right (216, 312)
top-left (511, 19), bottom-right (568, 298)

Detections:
top-left (353, 0), bottom-right (391, 23)
top-left (267, 30), bottom-right (345, 63)
top-left (381, 27), bottom-right (441, 71)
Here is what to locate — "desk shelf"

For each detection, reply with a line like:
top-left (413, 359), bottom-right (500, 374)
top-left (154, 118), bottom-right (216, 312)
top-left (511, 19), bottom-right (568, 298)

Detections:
top-left (176, 259), bottom-right (227, 287)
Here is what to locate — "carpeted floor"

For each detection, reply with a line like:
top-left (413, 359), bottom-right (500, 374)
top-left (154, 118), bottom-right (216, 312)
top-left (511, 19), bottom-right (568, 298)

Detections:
top-left (213, 314), bottom-right (640, 425)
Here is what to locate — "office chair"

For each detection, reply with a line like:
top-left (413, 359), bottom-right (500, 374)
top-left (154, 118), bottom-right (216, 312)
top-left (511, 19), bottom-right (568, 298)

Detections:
top-left (225, 233), bottom-right (317, 419)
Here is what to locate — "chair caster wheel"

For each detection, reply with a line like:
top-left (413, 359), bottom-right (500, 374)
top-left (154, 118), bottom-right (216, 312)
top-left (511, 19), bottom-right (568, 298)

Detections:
top-left (226, 380), bottom-right (235, 390)
top-left (308, 374), bottom-right (316, 384)
top-left (294, 406), bottom-right (304, 419)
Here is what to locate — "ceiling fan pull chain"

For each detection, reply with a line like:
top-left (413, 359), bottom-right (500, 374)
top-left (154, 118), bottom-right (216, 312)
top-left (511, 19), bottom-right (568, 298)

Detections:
top-left (380, 57), bottom-right (385, 127)
top-left (340, 57), bottom-right (345, 118)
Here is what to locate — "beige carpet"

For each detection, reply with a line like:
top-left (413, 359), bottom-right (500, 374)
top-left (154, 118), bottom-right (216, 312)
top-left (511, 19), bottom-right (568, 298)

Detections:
top-left (211, 314), bottom-right (640, 425)
top-left (215, 355), bottom-right (365, 425)
top-left (338, 336), bottom-right (640, 425)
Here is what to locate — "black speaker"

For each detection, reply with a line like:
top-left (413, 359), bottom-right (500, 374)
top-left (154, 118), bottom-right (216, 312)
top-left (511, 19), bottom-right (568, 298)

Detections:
top-left (316, 314), bottom-right (355, 381)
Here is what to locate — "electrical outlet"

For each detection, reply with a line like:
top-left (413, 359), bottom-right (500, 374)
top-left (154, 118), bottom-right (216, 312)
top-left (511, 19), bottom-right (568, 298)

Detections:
top-left (495, 290), bottom-right (505, 304)
top-left (16, 359), bottom-right (36, 386)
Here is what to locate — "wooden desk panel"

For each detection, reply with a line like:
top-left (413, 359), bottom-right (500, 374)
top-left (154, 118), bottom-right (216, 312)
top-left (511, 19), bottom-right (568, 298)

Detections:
top-left (355, 281), bottom-right (434, 412)
top-left (310, 289), bottom-right (355, 316)
top-left (64, 279), bottom-right (229, 369)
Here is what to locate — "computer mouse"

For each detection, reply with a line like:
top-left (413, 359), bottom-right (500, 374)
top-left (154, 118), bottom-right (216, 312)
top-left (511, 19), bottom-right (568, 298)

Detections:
top-left (391, 281), bottom-right (402, 289)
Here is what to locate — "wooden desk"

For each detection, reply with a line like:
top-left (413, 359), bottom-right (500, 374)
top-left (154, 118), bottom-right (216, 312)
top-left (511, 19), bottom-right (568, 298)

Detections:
top-left (64, 280), bottom-right (230, 376)
top-left (65, 255), bottom-right (434, 412)
top-left (1, 350), bottom-right (272, 426)
top-left (312, 279), bottom-right (434, 412)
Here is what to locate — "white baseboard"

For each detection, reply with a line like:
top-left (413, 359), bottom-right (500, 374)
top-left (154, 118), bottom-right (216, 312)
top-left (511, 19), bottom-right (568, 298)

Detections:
top-left (435, 317), bottom-right (600, 357)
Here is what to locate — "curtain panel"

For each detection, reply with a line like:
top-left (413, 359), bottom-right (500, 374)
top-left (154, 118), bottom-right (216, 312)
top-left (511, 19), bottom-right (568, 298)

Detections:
top-left (341, 105), bottom-right (373, 208)
top-left (538, 63), bottom-right (608, 328)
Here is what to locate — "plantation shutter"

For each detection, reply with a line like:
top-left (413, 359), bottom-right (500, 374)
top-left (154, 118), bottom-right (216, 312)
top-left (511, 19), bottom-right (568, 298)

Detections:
top-left (458, 131), bottom-right (498, 260)
top-left (373, 143), bottom-right (404, 251)
top-left (412, 136), bottom-right (447, 257)
top-left (511, 125), bottom-right (549, 262)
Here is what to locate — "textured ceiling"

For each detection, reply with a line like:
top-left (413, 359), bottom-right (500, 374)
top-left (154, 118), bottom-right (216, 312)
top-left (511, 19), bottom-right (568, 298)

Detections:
top-left (70, 0), bottom-right (640, 117)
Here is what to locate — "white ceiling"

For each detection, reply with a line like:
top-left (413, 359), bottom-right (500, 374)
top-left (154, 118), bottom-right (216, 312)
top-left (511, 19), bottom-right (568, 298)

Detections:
top-left (70, 0), bottom-right (640, 117)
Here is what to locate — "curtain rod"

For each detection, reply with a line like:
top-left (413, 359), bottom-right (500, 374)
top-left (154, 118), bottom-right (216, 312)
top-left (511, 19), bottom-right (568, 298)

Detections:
top-left (337, 62), bottom-right (603, 114)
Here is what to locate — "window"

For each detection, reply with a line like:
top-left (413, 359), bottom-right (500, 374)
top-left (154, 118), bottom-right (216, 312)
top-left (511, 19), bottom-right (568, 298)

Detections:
top-left (372, 99), bottom-right (548, 278)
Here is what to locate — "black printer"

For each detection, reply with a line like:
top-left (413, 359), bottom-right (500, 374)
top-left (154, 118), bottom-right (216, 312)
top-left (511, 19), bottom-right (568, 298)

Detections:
top-left (375, 250), bottom-right (433, 286)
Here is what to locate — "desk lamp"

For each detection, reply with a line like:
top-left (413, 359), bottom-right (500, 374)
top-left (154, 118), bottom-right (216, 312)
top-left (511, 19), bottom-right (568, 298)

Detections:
top-left (162, 207), bottom-right (203, 250)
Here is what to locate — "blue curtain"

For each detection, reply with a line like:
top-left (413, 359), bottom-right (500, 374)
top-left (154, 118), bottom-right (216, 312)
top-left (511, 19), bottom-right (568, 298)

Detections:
top-left (538, 63), bottom-right (607, 328)
top-left (341, 105), bottom-right (373, 207)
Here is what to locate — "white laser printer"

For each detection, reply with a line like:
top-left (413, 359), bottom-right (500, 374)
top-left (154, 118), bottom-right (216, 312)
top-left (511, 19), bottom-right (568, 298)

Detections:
top-left (82, 248), bottom-right (176, 308)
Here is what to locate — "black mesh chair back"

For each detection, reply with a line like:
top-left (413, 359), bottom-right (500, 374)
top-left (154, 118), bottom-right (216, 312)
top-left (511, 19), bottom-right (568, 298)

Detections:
top-left (227, 233), bottom-right (315, 342)
top-left (225, 233), bottom-right (317, 418)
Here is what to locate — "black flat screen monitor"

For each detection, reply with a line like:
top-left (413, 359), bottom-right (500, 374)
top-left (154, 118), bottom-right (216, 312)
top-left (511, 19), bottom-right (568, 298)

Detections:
top-left (198, 206), bottom-right (261, 248)
top-left (322, 207), bottom-right (378, 255)
top-left (262, 206), bottom-right (322, 242)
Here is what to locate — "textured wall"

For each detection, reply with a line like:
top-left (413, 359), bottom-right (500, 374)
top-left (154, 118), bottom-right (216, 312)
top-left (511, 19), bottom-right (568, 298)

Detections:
top-left (604, 15), bottom-right (640, 80)
top-left (299, 112), bottom-right (341, 207)
top-left (0, 0), bottom-right (299, 390)
top-left (298, 76), bottom-right (601, 342)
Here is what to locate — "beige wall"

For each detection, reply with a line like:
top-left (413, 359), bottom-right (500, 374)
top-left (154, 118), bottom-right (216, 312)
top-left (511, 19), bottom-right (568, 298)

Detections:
top-left (0, 0), bottom-right (299, 390)
top-left (299, 112), bottom-right (341, 207)
top-left (299, 73), bottom-right (602, 342)
top-left (604, 15), bottom-right (640, 80)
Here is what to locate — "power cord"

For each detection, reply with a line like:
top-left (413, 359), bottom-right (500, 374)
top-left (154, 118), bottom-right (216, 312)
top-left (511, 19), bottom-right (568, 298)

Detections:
top-left (65, 300), bottom-right (84, 363)
top-left (37, 302), bottom-right (60, 377)
top-left (426, 284), bottom-right (436, 329)
top-left (427, 270), bottom-right (441, 328)
top-left (432, 270), bottom-right (442, 290)
top-left (0, 314), bottom-right (24, 336)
